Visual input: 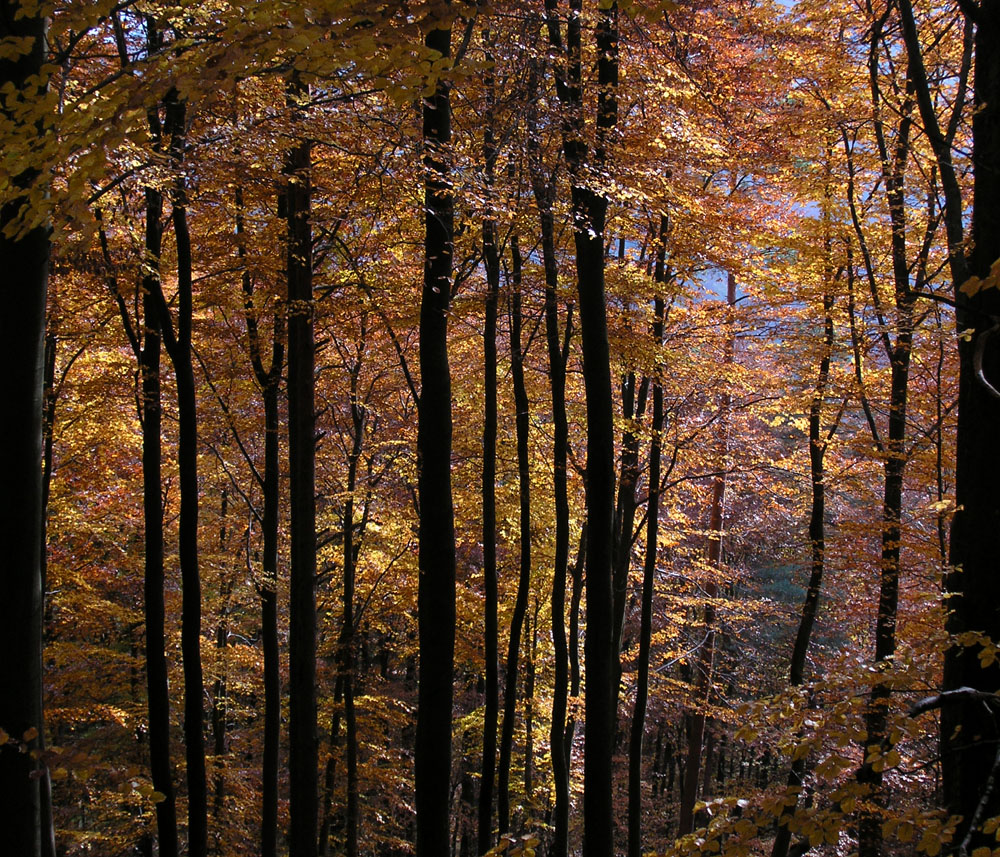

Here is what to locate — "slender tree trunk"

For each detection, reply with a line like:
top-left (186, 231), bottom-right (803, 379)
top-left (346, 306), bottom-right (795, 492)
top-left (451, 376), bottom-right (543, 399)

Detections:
top-left (141, 183), bottom-right (179, 857)
top-left (627, 227), bottom-right (668, 857)
top-left (236, 179), bottom-right (285, 857)
top-left (415, 15), bottom-right (456, 857)
top-left (0, 7), bottom-right (50, 854)
top-left (524, 600), bottom-right (539, 807)
top-left (286, 76), bottom-right (319, 857)
top-left (545, 1), bottom-right (620, 852)
top-left (535, 178), bottom-right (574, 857)
top-left (237, 184), bottom-right (284, 857)
top-left (211, 490), bottom-right (232, 846)
top-left (772, 182), bottom-right (838, 857)
top-left (479, 36), bottom-right (501, 854)
top-left (498, 235), bottom-right (533, 837)
top-left (145, 94), bottom-right (208, 857)
top-left (612, 370), bottom-right (648, 699)
top-left (339, 340), bottom-right (367, 857)
top-left (260, 379), bottom-right (281, 857)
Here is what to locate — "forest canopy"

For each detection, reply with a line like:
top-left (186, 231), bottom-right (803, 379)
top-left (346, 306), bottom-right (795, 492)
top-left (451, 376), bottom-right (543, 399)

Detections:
top-left (2, 0), bottom-right (999, 856)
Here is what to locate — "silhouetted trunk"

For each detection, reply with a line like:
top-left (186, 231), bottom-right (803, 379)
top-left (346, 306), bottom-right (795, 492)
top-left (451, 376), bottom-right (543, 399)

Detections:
top-left (498, 235), bottom-right (532, 837)
top-left (627, 229), bottom-right (668, 857)
top-left (211, 490), bottom-right (231, 845)
top-left (544, 1), bottom-right (620, 852)
top-left (525, 600), bottom-right (539, 806)
top-left (679, 273), bottom-right (735, 837)
top-left (612, 370), bottom-right (648, 699)
top-left (260, 377), bottom-right (281, 857)
top-left (152, 94), bottom-right (207, 857)
top-left (141, 182), bottom-right (179, 857)
top-left (840, 57), bottom-right (916, 857)
top-left (286, 75), bottom-right (319, 857)
top-left (339, 336), bottom-right (366, 857)
top-left (415, 16), bottom-right (456, 857)
top-left (529, 115), bottom-right (574, 857)
top-left (0, 7), bottom-right (50, 853)
top-left (899, 2), bottom-right (1000, 849)
top-left (237, 183), bottom-right (284, 857)
top-left (479, 36), bottom-right (501, 855)
top-left (772, 177), bottom-right (839, 857)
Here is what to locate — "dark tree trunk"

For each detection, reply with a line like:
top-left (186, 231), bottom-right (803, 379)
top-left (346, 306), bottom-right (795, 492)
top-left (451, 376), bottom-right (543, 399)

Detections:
top-left (479, 37), bottom-right (501, 855)
top-left (237, 184), bottom-right (284, 857)
top-left (612, 370), bottom-right (648, 698)
top-left (840, 53), bottom-right (917, 857)
top-left (920, 4), bottom-right (1000, 850)
top-left (286, 77), bottom-right (319, 857)
top-left (498, 235), bottom-right (532, 837)
top-left (338, 333), bottom-right (367, 857)
top-left (529, 124), bottom-right (574, 857)
top-left (772, 177), bottom-right (838, 857)
top-left (0, 7), bottom-right (50, 855)
top-left (415, 16), bottom-right (457, 857)
top-left (524, 600), bottom-right (539, 806)
top-left (154, 95), bottom-right (208, 857)
top-left (627, 226), bottom-right (668, 857)
top-left (544, 1), bottom-right (620, 852)
top-left (260, 379), bottom-right (282, 857)
top-left (211, 490), bottom-right (232, 846)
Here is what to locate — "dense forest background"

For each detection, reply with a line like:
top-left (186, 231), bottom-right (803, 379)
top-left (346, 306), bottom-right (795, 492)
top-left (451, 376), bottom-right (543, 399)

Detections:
top-left (2, 0), bottom-right (999, 856)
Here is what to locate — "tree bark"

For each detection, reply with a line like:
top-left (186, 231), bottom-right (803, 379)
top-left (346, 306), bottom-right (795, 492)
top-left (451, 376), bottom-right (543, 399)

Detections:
top-left (0, 7), bottom-right (50, 854)
top-left (529, 116), bottom-right (574, 857)
top-left (498, 235), bottom-right (532, 837)
top-left (237, 184), bottom-right (284, 857)
top-left (154, 94), bottom-right (208, 857)
top-left (627, 268), bottom-right (667, 857)
top-left (479, 37), bottom-right (501, 854)
top-left (415, 16), bottom-right (457, 857)
top-left (286, 76), bottom-right (319, 857)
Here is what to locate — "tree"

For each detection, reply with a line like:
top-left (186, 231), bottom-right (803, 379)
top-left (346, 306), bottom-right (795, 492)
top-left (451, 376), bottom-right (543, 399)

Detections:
top-left (897, 0), bottom-right (1000, 848)
top-left (285, 73), bottom-right (319, 857)
top-left (415, 10), bottom-right (457, 857)
top-left (0, 4), bottom-right (51, 855)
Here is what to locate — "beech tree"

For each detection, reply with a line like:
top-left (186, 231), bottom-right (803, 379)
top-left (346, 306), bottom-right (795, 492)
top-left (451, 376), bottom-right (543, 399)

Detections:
top-left (0, 5), bottom-right (51, 856)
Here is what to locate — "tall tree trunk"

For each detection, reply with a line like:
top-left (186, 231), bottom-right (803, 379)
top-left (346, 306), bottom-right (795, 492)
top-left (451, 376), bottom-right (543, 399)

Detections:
top-left (612, 370), bottom-right (648, 700)
top-left (0, 6), bottom-right (50, 854)
top-left (211, 489), bottom-right (232, 848)
top-left (286, 76), bottom-right (319, 857)
top-left (840, 56), bottom-right (917, 857)
top-left (153, 94), bottom-right (207, 857)
top-left (498, 235), bottom-right (532, 837)
top-left (140, 183), bottom-right (179, 857)
top-left (627, 221), bottom-right (668, 857)
top-left (678, 273), bottom-right (735, 837)
top-left (527, 80), bottom-right (574, 857)
top-left (260, 378), bottom-right (282, 857)
top-left (544, 1), bottom-right (620, 852)
top-left (339, 331), bottom-right (367, 857)
top-left (906, 4), bottom-right (1000, 849)
top-left (897, 3), bottom-right (1000, 846)
top-left (771, 281), bottom-right (836, 857)
top-left (479, 35), bottom-right (501, 854)
top-left (524, 599), bottom-right (539, 807)
top-left (237, 184), bottom-right (284, 857)
top-left (415, 15), bottom-right (456, 857)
